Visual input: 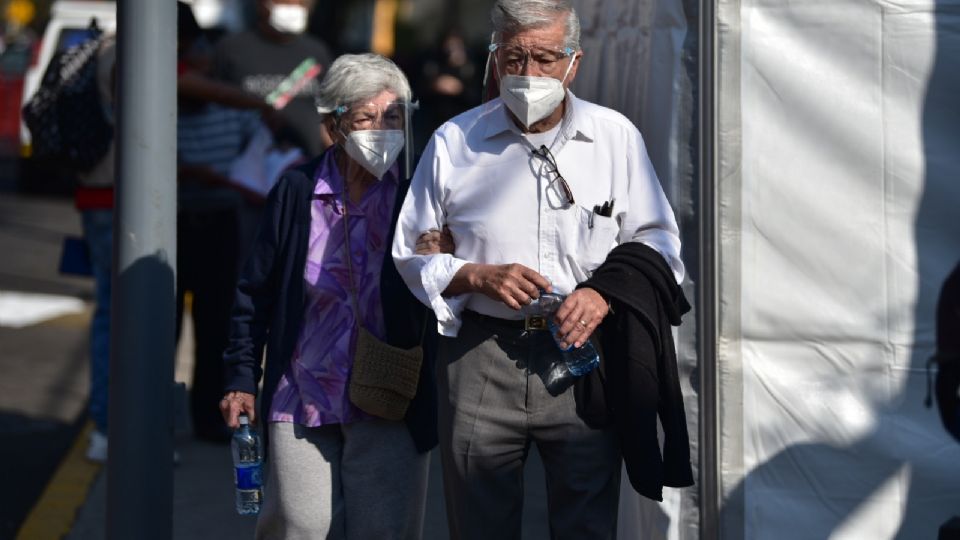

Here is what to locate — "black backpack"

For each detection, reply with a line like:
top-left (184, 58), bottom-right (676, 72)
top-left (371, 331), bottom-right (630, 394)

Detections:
top-left (21, 27), bottom-right (113, 173)
top-left (930, 261), bottom-right (960, 443)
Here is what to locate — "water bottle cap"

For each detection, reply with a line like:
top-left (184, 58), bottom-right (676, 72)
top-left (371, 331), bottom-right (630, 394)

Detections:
top-left (238, 414), bottom-right (249, 425)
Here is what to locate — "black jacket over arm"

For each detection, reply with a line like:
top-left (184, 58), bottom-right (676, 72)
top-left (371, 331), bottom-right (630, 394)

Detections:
top-left (575, 242), bottom-right (694, 501)
top-left (222, 153), bottom-right (438, 453)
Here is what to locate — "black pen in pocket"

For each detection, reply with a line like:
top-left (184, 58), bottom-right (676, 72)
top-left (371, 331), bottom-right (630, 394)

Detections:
top-left (603, 198), bottom-right (615, 217)
top-left (594, 198), bottom-right (615, 218)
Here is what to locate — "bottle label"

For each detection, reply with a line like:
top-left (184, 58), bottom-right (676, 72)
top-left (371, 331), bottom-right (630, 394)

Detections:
top-left (235, 465), bottom-right (262, 490)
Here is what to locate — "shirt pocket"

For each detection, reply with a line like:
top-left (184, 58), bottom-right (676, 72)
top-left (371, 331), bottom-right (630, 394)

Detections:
top-left (575, 205), bottom-right (620, 273)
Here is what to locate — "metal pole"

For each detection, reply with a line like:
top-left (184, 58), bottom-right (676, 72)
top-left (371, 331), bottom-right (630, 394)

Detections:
top-left (697, 0), bottom-right (720, 537)
top-left (107, 0), bottom-right (177, 537)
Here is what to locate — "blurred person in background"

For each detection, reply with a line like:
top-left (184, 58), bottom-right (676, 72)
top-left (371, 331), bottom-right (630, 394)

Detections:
top-left (210, 0), bottom-right (335, 311)
top-left (76, 32), bottom-right (116, 463)
top-left (392, 0), bottom-right (692, 537)
top-left (219, 53), bottom-right (449, 538)
top-left (415, 28), bottom-right (481, 146)
top-left (211, 0), bottom-right (334, 157)
top-left (176, 0), bottom-right (271, 443)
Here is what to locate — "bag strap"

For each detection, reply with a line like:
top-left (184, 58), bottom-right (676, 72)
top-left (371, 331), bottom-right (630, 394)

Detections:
top-left (341, 179), bottom-right (430, 344)
top-left (341, 188), bottom-right (363, 330)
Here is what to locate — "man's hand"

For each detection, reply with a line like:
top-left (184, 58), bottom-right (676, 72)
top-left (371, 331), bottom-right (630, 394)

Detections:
top-left (447, 263), bottom-right (552, 310)
top-left (415, 226), bottom-right (455, 255)
top-left (554, 287), bottom-right (608, 349)
top-left (220, 391), bottom-right (256, 428)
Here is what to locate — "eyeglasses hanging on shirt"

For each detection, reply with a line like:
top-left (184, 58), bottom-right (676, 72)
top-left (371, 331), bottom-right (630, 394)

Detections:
top-left (531, 144), bottom-right (575, 207)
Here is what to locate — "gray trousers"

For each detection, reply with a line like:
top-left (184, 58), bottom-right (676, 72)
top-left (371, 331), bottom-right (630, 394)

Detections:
top-left (437, 313), bottom-right (621, 540)
top-left (255, 419), bottom-right (429, 540)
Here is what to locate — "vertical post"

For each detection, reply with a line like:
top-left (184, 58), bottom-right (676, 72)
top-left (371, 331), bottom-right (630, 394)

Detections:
top-left (697, 0), bottom-right (720, 537)
top-left (107, 0), bottom-right (177, 538)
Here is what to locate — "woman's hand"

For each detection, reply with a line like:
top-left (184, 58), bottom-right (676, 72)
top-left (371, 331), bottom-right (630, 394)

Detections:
top-left (415, 226), bottom-right (455, 255)
top-left (220, 391), bottom-right (257, 429)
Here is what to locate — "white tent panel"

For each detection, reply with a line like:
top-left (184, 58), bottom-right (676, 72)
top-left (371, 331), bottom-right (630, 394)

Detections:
top-left (572, 0), bottom-right (690, 195)
top-left (572, 1), bottom-right (700, 538)
top-left (720, 0), bottom-right (960, 537)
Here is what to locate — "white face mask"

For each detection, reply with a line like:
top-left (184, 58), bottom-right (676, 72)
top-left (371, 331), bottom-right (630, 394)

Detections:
top-left (342, 130), bottom-right (405, 179)
top-left (268, 3), bottom-right (308, 34)
top-left (498, 59), bottom-right (575, 128)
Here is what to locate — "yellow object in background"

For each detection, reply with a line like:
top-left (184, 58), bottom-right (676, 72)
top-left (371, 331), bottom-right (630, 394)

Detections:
top-left (5, 0), bottom-right (36, 26)
top-left (371, 0), bottom-right (398, 57)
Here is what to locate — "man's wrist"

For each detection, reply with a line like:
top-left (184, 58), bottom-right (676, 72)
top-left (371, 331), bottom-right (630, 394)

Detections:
top-left (461, 263), bottom-right (482, 292)
top-left (444, 262), bottom-right (478, 296)
top-left (582, 286), bottom-right (613, 315)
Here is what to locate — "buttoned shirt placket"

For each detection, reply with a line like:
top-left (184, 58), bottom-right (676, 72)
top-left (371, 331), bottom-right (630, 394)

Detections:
top-left (514, 100), bottom-right (579, 290)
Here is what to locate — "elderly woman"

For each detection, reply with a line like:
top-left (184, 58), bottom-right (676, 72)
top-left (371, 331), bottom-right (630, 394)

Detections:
top-left (220, 53), bottom-right (446, 539)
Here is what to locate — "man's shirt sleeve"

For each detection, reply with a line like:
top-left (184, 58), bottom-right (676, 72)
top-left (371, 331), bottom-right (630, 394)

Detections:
top-left (620, 126), bottom-right (685, 284)
top-left (392, 133), bottom-right (471, 336)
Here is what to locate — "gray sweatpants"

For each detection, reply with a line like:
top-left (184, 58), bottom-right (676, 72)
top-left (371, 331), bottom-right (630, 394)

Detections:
top-left (437, 313), bottom-right (621, 540)
top-left (255, 419), bottom-right (429, 540)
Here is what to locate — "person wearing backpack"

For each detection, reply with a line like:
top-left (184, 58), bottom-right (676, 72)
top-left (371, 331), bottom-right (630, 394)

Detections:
top-left (19, 18), bottom-right (117, 461)
top-left (73, 34), bottom-right (116, 463)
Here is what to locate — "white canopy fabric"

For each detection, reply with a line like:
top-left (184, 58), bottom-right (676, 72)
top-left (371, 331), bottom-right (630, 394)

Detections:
top-left (572, 1), bottom-right (700, 539)
top-left (717, 0), bottom-right (960, 537)
top-left (571, 0), bottom-right (960, 537)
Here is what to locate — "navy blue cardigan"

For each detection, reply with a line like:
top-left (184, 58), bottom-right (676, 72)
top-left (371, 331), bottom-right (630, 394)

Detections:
top-left (222, 152), bottom-right (438, 453)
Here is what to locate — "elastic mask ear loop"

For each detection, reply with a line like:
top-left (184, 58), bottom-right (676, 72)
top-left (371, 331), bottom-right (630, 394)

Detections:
top-left (332, 106), bottom-right (359, 180)
top-left (333, 105), bottom-right (351, 147)
top-left (483, 32), bottom-right (503, 91)
top-left (482, 33), bottom-right (498, 90)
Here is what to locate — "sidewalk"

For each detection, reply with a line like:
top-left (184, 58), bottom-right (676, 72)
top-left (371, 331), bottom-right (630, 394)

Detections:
top-left (58, 312), bottom-right (551, 539)
top-left (65, 439), bottom-right (549, 539)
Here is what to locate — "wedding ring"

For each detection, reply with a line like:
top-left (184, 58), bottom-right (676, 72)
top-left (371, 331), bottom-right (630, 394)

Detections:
top-left (578, 319), bottom-right (587, 327)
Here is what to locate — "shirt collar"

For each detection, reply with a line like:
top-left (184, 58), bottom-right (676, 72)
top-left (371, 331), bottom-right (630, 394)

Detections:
top-left (482, 89), bottom-right (594, 144)
top-left (312, 146), bottom-right (400, 197)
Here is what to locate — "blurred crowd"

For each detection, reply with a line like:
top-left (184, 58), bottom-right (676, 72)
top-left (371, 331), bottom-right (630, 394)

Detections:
top-left (0, 0), bottom-right (492, 160)
top-left (1, 0), bottom-right (492, 460)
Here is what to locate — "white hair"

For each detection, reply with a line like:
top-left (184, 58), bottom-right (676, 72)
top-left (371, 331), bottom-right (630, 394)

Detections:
top-left (491, 0), bottom-right (581, 51)
top-left (315, 53), bottom-right (412, 115)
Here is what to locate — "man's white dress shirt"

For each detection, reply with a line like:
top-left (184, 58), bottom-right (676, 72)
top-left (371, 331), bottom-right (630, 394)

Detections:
top-left (392, 92), bottom-right (683, 336)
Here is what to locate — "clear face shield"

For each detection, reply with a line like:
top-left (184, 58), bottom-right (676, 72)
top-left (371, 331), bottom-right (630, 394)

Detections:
top-left (482, 34), bottom-right (577, 99)
top-left (482, 39), bottom-right (577, 127)
top-left (489, 43), bottom-right (576, 78)
top-left (333, 98), bottom-right (418, 180)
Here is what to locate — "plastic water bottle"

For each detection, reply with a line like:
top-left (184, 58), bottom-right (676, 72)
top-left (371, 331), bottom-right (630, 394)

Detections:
top-left (231, 414), bottom-right (263, 515)
top-left (530, 292), bottom-right (601, 396)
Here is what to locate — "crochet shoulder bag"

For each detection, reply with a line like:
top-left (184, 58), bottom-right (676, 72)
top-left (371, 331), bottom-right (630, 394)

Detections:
top-left (341, 190), bottom-right (422, 421)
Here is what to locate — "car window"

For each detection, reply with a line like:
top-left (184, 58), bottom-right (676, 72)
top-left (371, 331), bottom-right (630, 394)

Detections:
top-left (56, 27), bottom-right (100, 52)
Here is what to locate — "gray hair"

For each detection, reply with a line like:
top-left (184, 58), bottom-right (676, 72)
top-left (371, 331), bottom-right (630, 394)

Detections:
top-left (491, 0), bottom-right (581, 51)
top-left (315, 53), bottom-right (412, 115)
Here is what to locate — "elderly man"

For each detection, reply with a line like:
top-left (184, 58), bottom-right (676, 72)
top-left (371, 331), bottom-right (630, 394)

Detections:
top-left (393, 0), bottom-right (689, 537)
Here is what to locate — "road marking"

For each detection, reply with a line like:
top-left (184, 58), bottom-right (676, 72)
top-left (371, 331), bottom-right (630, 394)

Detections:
top-left (0, 291), bottom-right (86, 328)
top-left (16, 422), bottom-right (101, 540)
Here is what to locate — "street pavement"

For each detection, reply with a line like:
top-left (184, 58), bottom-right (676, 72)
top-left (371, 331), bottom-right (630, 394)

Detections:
top-left (0, 189), bottom-right (551, 539)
